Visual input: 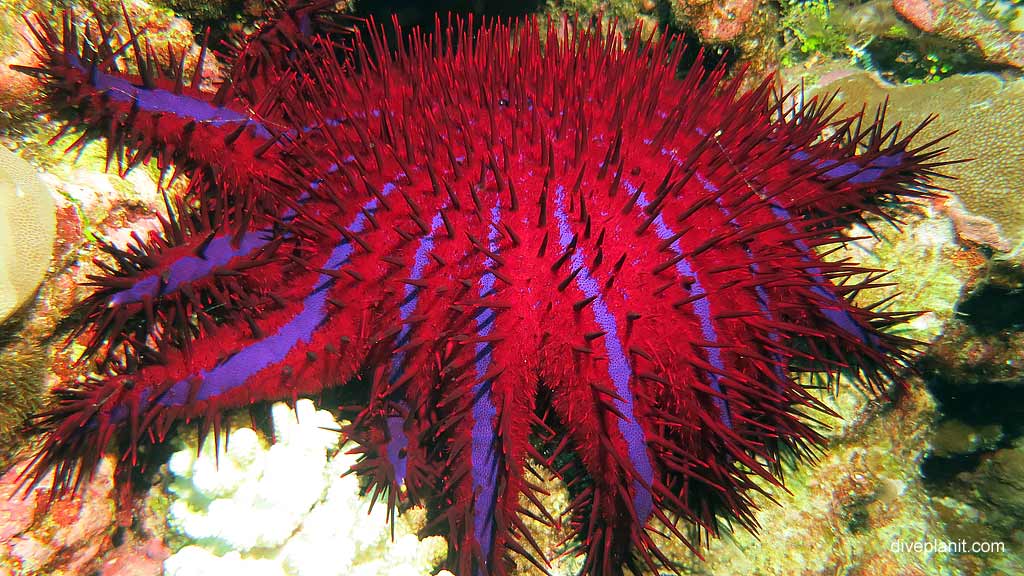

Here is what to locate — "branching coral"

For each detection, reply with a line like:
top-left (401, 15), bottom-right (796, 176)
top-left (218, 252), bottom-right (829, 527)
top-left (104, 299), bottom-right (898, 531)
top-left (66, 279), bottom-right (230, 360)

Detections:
top-left (163, 399), bottom-right (447, 576)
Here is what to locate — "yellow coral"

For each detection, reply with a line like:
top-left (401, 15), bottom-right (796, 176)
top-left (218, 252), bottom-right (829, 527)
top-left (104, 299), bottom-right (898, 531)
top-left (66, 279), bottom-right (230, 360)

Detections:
top-left (0, 146), bottom-right (55, 322)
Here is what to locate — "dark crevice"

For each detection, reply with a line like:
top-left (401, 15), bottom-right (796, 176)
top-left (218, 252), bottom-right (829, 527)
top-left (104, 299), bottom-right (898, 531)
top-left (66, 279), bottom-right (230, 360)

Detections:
top-left (921, 450), bottom-right (991, 487)
top-left (921, 368), bottom-right (1024, 489)
top-left (920, 263), bottom-right (1024, 488)
top-left (154, 0), bottom-right (251, 50)
top-left (927, 376), bottom-right (1024, 435)
top-left (956, 283), bottom-right (1024, 334)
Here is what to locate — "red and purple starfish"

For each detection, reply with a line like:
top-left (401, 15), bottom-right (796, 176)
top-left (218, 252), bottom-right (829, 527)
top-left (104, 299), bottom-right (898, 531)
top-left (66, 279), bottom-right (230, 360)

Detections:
top-left (15, 2), bottom-right (947, 574)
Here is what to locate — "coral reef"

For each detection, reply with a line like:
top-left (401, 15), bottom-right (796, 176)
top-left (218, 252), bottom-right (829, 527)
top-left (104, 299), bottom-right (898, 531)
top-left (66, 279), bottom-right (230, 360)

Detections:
top-left (0, 145), bottom-right (56, 456)
top-left (15, 2), bottom-right (950, 572)
top-left (823, 72), bottom-right (1024, 258)
top-left (670, 0), bottom-right (762, 42)
top-left (926, 438), bottom-right (1024, 574)
top-left (0, 126), bottom-right (182, 459)
top-left (0, 3), bottom-right (46, 128)
top-left (776, 0), bottom-right (1013, 88)
top-left (0, 0), bottom-right (220, 131)
top-left (666, 0), bottom-right (781, 80)
top-left (929, 418), bottom-right (1002, 457)
top-left (779, 0), bottom-right (851, 66)
top-left (923, 318), bottom-right (1024, 389)
top-left (0, 327), bottom-right (48, 467)
top-left (0, 450), bottom-right (167, 576)
top-left (616, 375), bottom-right (959, 576)
top-left (915, 260), bottom-right (1024, 575)
top-left (956, 441), bottom-right (1024, 534)
top-left (536, 0), bottom-right (660, 40)
top-left (0, 1), bottom-right (1016, 575)
top-left (516, 366), bottom-right (962, 576)
top-left (893, 0), bottom-right (1024, 70)
top-left (97, 537), bottom-right (169, 576)
top-left (162, 399), bottom-right (447, 576)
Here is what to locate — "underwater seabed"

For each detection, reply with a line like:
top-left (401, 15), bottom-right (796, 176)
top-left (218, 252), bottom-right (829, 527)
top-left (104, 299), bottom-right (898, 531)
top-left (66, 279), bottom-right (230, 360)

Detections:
top-left (1, 0), bottom-right (1023, 575)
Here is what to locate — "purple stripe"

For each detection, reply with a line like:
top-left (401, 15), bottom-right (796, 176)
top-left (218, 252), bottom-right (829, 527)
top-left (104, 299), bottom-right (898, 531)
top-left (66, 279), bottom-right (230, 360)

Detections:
top-left (661, 142), bottom-right (879, 349)
top-left (385, 210), bottom-right (445, 487)
top-left (790, 151), bottom-right (905, 184)
top-left (624, 179), bottom-right (733, 429)
top-left (109, 178), bottom-right (323, 307)
top-left (552, 185), bottom-right (654, 523)
top-left (67, 54), bottom-right (272, 139)
top-left (102, 154), bottom-right (344, 309)
top-left (110, 231), bottom-right (270, 305)
top-left (470, 199), bottom-right (502, 567)
top-left (153, 181), bottom-right (400, 407)
top-left (631, 158), bottom-right (789, 390)
top-left (697, 173), bottom-right (789, 386)
top-left (769, 204), bottom-right (879, 347)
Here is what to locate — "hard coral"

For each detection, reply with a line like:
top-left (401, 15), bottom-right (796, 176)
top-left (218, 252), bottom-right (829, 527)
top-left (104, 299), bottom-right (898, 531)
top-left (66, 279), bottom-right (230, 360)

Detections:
top-left (670, 0), bottom-right (783, 82)
top-left (826, 203), bottom-right (969, 344)
top-left (0, 457), bottom-right (116, 575)
top-left (826, 72), bottom-right (1024, 257)
top-left (0, 147), bottom-right (55, 323)
top-left (163, 399), bottom-right (446, 576)
top-left (651, 373), bottom-right (956, 576)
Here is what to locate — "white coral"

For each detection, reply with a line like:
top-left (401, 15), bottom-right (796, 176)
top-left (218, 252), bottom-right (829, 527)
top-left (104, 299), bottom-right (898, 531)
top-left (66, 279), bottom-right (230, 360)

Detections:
top-left (163, 399), bottom-right (446, 576)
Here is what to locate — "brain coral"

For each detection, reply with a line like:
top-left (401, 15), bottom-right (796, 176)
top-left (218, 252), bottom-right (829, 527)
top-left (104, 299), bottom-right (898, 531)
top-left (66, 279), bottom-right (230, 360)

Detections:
top-left (0, 146), bottom-right (55, 322)
top-left (825, 72), bottom-right (1024, 256)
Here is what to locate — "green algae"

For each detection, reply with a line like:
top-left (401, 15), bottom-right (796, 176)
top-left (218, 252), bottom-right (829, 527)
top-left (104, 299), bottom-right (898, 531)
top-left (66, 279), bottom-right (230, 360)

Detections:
top-left (639, 376), bottom-right (958, 576)
top-left (0, 314), bottom-right (47, 469)
top-left (777, 0), bottom-right (999, 82)
top-left (541, 0), bottom-right (659, 40)
top-left (831, 206), bottom-right (969, 344)
top-left (779, 0), bottom-right (850, 66)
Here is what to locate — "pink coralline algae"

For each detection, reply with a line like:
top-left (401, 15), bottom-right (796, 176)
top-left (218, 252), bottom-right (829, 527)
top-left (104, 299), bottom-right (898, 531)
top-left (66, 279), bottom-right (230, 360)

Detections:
top-left (675, 0), bottom-right (761, 43)
top-left (0, 458), bottom-right (116, 574)
top-left (893, 0), bottom-right (942, 32)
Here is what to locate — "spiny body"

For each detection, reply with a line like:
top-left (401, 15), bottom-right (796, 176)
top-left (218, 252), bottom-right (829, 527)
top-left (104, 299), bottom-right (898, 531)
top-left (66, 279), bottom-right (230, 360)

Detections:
top-left (15, 3), bottom-right (946, 574)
